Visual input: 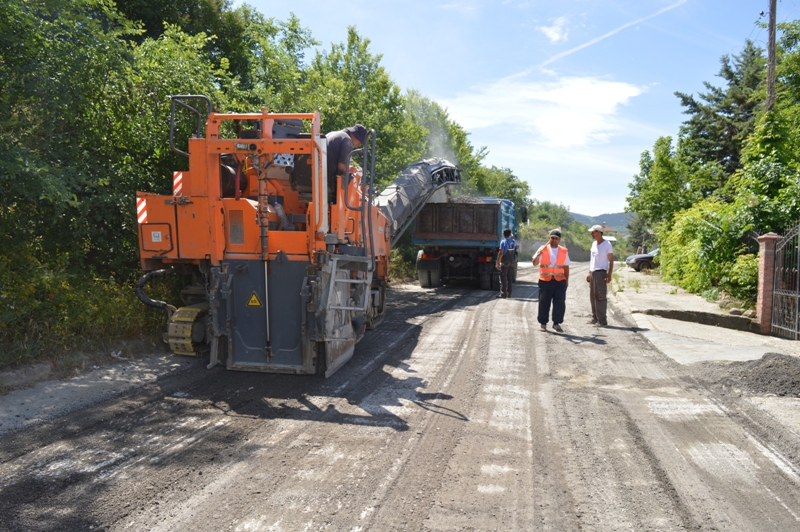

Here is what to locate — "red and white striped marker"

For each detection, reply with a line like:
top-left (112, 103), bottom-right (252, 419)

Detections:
top-left (137, 197), bottom-right (148, 224)
top-left (173, 171), bottom-right (183, 195)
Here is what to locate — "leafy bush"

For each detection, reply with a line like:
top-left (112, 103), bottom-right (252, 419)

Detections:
top-left (389, 248), bottom-right (417, 283)
top-left (0, 252), bottom-right (180, 369)
top-left (658, 198), bottom-right (749, 294)
top-left (721, 253), bottom-right (759, 303)
top-left (701, 288), bottom-right (720, 302)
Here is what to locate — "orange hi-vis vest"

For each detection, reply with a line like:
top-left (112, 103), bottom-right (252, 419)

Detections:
top-left (539, 245), bottom-right (568, 282)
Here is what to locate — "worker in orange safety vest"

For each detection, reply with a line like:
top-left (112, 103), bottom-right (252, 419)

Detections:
top-left (532, 228), bottom-right (571, 332)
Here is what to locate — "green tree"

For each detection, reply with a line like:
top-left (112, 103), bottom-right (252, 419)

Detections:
top-left (475, 166), bottom-right (530, 210)
top-left (0, 0), bottom-right (137, 267)
top-left (741, 22), bottom-right (800, 168)
top-left (675, 40), bottom-right (765, 180)
top-left (304, 27), bottom-right (426, 186)
top-left (114, 0), bottom-right (252, 86)
top-left (237, 10), bottom-right (318, 111)
top-left (405, 91), bottom-right (487, 182)
top-left (626, 136), bottom-right (693, 230)
top-left (517, 201), bottom-right (592, 250)
top-left (625, 213), bottom-right (651, 250)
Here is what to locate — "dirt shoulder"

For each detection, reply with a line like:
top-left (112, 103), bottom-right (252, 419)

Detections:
top-left (0, 337), bottom-right (169, 395)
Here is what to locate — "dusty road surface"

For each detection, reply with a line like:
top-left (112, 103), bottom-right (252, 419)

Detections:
top-left (4, 263), bottom-right (800, 531)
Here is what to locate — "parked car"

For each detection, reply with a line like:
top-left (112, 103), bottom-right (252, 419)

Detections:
top-left (625, 248), bottom-right (659, 271)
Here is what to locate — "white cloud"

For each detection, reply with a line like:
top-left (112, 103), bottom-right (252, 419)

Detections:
top-left (537, 16), bottom-right (570, 44)
top-left (540, 0), bottom-right (688, 67)
top-left (437, 72), bottom-right (655, 213)
top-left (440, 75), bottom-right (645, 148)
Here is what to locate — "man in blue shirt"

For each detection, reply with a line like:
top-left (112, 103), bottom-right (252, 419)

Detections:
top-left (495, 229), bottom-right (517, 298)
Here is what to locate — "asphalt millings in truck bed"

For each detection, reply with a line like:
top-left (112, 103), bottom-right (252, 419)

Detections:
top-left (697, 353), bottom-right (800, 397)
top-left (449, 195), bottom-right (486, 204)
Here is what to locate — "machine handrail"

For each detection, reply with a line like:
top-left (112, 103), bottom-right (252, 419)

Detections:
top-left (343, 146), bottom-right (365, 212)
top-left (169, 95), bottom-right (214, 157)
top-left (366, 129), bottom-right (377, 272)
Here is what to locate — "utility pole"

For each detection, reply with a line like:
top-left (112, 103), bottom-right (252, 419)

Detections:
top-left (766, 0), bottom-right (777, 111)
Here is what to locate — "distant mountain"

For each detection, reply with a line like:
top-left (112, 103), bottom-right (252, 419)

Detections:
top-left (569, 212), bottom-right (632, 232)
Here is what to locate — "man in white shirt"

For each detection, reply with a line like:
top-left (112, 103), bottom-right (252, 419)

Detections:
top-left (586, 225), bottom-right (614, 326)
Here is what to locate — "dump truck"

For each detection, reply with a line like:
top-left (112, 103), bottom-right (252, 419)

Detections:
top-left (413, 198), bottom-right (517, 290)
top-left (135, 95), bottom-right (459, 376)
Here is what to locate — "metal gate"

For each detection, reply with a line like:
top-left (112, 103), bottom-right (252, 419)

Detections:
top-left (772, 223), bottom-right (800, 339)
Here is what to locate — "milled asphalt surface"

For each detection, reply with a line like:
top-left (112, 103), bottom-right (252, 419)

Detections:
top-left (613, 264), bottom-right (800, 364)
top-left (3, 262), bottom-right (800, 438)
top-left (6, 262), bottom-right (800, 531)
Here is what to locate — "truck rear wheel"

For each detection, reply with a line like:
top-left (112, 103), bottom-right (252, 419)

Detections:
top-left (491, 273), bottom-right (500, 291)
top-left (479, 273), bottom-right (491, 290)
top-left (418, 270), bottom-right (431, 288)
top-left (430, 269), bottom-right (443, 287)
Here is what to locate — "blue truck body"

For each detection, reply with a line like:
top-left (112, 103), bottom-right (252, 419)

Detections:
top-left (413, 198), bottom-right (517, 289)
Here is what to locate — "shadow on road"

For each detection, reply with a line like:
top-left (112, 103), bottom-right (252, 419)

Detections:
top-left (0, 283), bottom-right (494, 531)
top-left (549, 331), bottom-right (608, 345)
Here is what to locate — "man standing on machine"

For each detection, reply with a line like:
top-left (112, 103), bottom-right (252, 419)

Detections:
top-left (325, 124), bottom-right (367, 202)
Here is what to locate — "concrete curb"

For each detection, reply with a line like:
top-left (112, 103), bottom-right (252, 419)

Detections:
top-left (613, 287), bottom-right (761, 334)
top-left (640, 309), bottom-right (762, 334)
top-left (613, 290), bottom-right (656, 331)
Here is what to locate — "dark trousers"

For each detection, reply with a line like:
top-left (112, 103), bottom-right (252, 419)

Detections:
top-left (589, 270), bottom-right (608, 324)
top-left (500, 264), bottom-right (514, 296)
top-left (538, 279), bottom-right (567, 325)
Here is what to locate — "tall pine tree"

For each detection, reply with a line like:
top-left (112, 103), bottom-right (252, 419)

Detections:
top-left (674, 40), bottom-right (766, 179)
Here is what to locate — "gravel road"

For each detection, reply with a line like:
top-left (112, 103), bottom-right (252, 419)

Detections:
top-left (3, 263), bottom-right (800, 531)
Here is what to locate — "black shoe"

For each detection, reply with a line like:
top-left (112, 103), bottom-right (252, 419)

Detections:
top-left (540, 323), bottom-right (546, 331)
top-left (588, 318), bottom-right (598, 325)
top-left (553, 324), bottom-right (563, 333)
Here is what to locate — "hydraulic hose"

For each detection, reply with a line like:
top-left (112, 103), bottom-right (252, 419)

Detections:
top-left (135, 269), bottom-right (177, 313)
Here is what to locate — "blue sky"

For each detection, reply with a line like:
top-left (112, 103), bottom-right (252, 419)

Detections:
top-left (234, 0), bottom-right (790, 216)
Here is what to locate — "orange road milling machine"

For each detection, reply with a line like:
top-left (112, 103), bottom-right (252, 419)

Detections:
top-left (136, 96), bottom-right (460, 376)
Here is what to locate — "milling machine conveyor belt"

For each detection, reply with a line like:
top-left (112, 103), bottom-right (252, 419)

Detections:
top-left (373, 158), bottom-right (461, 248)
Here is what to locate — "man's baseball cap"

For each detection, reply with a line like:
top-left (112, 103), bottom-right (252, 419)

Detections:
top-left (346, 124), bottom-right (367, 144)
top-left (549, 229), bottom-right (562, 238)
top-left (589, 224), bottom-right (604, 233)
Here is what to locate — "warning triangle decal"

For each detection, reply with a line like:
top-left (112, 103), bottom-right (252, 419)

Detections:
top-left (246, 292), bottom-right (263, 307)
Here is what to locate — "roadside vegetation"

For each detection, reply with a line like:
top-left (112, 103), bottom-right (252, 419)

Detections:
top-left (0, 0), bottom-right (534, 369)
top-left (517, 201), bottom-right (593, 254)
top-left (624, 31), bottom-right (800, 306)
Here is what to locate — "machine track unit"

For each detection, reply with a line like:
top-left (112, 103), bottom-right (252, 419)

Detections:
top-left (166, 304), bottom-right (210, 356)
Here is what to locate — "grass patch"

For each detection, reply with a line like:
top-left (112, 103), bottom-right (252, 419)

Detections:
top-left (629, 279), bottom-right (642, 293)
top-left (388, 246), bottom-right (419, 283)
top-left (611, 272), bottom-right (623, 293)
top-left (701, 287), bottom-right (720, 302)
top-left (0, 257), bottom-right (182, 370)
